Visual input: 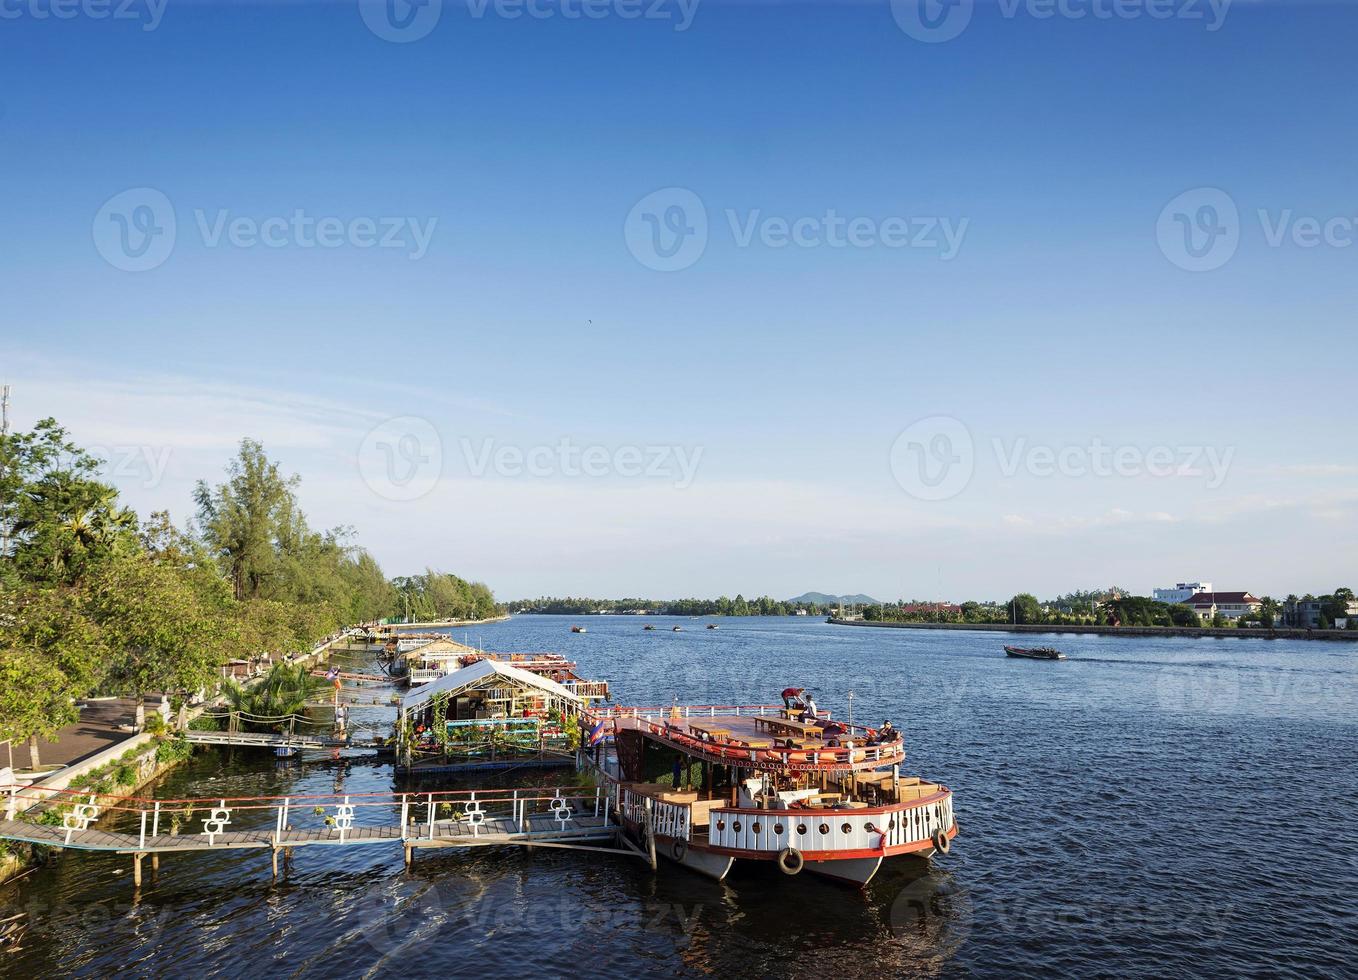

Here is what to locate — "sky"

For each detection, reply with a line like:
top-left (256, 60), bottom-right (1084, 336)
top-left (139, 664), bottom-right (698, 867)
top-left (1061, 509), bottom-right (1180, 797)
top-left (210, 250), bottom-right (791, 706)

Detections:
top-left (2, 0), bottom-right (1355, 602)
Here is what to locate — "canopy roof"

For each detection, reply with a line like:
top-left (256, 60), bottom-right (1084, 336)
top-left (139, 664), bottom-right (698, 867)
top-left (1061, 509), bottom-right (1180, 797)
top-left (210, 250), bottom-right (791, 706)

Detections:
top-left (399, 657), bottom-right (582, 713)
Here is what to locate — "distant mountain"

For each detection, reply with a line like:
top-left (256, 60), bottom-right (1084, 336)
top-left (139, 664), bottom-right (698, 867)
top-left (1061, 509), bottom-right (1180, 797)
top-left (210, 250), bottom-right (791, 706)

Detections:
top-left (787, 592), bottom-right (881, 606)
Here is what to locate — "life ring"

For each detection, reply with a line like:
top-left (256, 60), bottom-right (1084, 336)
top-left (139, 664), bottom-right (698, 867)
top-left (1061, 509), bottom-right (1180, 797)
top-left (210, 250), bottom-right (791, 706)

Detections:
top-left (777, 847), bottom-right (804, 875)
top-left (931, 830), bottom-right (951, 855)
top-left (672, 839), bottom-right (687, 862)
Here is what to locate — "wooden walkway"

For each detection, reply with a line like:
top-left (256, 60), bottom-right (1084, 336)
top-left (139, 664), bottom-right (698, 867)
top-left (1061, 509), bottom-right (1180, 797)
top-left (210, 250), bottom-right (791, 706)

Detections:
top-left (0, 813), bottom-right (615, 855)
top-left (0, 782), bottom-right (649, 884)
top-left (182, 731), bottom-right (354, 750)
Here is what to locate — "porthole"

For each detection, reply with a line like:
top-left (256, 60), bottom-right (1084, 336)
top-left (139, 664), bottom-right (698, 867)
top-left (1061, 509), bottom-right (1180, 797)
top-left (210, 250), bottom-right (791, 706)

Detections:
top-left (865, 822), bottom-right (876, 833)
top-left (751, 822), bottom-right (762, 834)
top-left (818, 823), bottom-right (830, 835)
top-left (889, 818), bottom-right (897, 830)
top-left (797, 824), bottom-right (807, 835)
top-left (841, 822), bottom-right (853, 834)
top-left (732, 821), bottom-right (742, 833)
top-left (774, 823), bottom-right (784, 835)
top-left (716, 820), bottom-right (725, 831)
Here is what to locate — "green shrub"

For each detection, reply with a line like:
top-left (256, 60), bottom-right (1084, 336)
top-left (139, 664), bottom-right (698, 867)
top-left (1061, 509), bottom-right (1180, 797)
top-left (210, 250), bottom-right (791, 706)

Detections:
top-left (155, 737), bottom-right (194, 765)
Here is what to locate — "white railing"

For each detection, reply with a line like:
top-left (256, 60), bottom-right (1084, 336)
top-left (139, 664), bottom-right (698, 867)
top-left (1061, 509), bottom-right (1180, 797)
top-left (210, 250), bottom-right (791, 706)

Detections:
top-left (706, 793), bottom-right (953, 854)
top-left (408, 668), bottom-right (445, 685)
top-left (620, 787), bottom-right (691, 842)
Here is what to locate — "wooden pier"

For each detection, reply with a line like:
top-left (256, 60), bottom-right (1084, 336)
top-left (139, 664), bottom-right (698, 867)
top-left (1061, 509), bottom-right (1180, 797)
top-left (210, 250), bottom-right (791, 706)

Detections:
top-left (0, 783), bottom-right (650, 886)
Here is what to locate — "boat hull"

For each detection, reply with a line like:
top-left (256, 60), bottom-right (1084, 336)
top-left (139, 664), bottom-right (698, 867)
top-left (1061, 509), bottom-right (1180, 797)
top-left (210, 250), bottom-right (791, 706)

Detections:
top-left (805, 854), bottom-right (883, 886)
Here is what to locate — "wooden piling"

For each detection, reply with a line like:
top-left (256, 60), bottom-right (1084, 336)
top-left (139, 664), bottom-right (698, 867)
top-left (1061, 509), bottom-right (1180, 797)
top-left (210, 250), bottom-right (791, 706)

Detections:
top-left (133, 853), bottom-right (144, 887)
top-left (403, 843), bottom-right (413, 868)
top-left (271, 848), bottom-right (279, 878)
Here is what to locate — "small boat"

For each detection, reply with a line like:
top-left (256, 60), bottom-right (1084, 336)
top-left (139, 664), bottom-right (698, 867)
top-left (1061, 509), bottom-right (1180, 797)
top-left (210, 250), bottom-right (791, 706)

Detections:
top-left (1004, 645), bottom-right (1066, 660)
top-left (672, 626), bottom-right (683, 632)
top-left (274, 746), bottom-right (298, 759)
top-left (571, 626), bottom-right (588, 634)
top-left (706, 624), bottom-right (718, 630)
top-left (644, 625), bottom-right (657, 631)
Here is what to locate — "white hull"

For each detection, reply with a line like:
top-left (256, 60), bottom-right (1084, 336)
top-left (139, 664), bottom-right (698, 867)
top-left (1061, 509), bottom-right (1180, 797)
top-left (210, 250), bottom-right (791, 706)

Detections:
top-left (804, 854), bottom-right (884, 886)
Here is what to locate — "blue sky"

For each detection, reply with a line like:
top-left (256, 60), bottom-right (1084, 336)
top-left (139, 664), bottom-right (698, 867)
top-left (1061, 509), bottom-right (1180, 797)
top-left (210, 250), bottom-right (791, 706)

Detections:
top-left (3, 0), bottom-right (1355, 601)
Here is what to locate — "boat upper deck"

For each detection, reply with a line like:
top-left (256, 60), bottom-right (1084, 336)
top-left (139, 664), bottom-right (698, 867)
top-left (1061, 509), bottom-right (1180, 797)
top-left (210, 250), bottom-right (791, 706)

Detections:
top-left (597, 704), bottom-right (905, 772)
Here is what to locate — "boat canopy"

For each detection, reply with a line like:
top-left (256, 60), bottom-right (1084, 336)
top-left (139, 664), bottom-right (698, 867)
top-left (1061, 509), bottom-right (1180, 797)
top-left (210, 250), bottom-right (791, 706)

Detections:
top-left (399, 657), bottom-right (583, 713)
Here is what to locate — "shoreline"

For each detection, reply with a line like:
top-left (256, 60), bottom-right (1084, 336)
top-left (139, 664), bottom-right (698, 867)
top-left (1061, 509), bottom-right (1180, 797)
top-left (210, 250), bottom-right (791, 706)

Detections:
top-left (826, 618), bottom-right (1358, 642)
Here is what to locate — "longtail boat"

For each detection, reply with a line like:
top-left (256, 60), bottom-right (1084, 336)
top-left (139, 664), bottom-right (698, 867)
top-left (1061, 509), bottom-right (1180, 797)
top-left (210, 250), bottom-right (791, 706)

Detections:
top-left (1004, 645), bottom-right (1066, 660)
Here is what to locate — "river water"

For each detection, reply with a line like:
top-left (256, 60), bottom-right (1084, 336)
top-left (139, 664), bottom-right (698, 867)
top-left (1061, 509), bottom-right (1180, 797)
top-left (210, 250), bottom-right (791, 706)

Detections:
top-left (3, 616), bottom-right (1355, 978)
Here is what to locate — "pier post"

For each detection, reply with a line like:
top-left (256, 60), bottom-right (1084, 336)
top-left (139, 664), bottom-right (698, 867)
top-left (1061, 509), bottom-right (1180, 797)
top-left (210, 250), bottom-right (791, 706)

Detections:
top-left (643, 799), bottom-right (658, 872)
top-left (151, 854), bottom-right (159, 875)
top-left (271, 848), bottom-right (279, 879)
top-left (403, 843), bottom-right (413, 868)
top-left (133, 853), bottom-right (144, 887)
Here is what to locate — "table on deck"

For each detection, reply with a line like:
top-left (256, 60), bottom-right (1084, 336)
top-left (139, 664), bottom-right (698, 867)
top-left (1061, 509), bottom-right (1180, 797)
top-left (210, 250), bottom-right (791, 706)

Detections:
top-left (688, 723), bottom-right (732, 741)
top-left (754, 717), bottom-right (824, 739)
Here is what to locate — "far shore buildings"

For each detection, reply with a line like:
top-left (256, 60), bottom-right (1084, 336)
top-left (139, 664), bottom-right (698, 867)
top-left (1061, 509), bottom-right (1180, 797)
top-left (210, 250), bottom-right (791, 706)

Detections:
top-left (1183, 591), bottom-right (1262, 621)
top-left (1284, 597), bottom-right (1358, 628)
top-left (1151, 582), bottom-right (1213, 604)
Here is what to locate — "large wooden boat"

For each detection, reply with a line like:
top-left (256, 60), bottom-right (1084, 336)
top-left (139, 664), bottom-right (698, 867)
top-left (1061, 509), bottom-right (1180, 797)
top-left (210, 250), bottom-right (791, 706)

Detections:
top-left (1004, 645), bottom-right (1066, 660)
top-left (587, 702), bottom-right (957, 886)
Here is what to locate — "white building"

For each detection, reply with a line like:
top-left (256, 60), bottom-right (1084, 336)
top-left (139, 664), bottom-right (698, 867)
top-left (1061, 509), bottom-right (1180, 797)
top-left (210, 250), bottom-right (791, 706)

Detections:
top-left (1152, 582), bottom-right (1213, 605)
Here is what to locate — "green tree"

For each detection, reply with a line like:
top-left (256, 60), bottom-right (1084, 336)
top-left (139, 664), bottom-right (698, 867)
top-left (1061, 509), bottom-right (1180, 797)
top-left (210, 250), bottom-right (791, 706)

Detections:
top-left (1007, 593), bottom-right (1043, 625)
top-left (194, 439), bottom-right (299, 601)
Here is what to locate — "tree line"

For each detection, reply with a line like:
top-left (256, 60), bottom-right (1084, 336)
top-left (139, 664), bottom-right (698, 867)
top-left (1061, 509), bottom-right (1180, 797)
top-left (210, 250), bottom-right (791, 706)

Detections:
top-left (511, 595), bottom-right (828, 617)
top-left (861, 589), bottom-right (1355, 629)
top-left (0, 418), bottom-right (496, 757)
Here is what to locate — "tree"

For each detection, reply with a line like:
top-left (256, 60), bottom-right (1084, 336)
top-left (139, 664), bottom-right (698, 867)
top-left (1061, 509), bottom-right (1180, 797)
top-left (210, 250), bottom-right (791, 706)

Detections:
top-left (1007, 593), bottom-right (1043, 625)
top-left (85, 552), bottom-right (226, 696)
top-left (194, 439), bottom-right (300, 601)
top-left (1168, 604), bottom-right (1200, 627)
top-left (0, 419), bottom-right (137, 586)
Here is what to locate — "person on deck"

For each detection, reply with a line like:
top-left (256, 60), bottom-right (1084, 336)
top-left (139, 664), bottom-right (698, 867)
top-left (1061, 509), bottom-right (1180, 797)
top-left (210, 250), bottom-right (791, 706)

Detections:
top-left (781, 687), bottom-right (806, 709)
top-left (798, 696), bottom-right (819, 723)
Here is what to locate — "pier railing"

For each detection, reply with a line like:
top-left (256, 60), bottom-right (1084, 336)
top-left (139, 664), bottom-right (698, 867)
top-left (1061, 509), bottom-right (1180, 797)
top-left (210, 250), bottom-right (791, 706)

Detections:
top-left (0, 782), bottom-right (610, 851)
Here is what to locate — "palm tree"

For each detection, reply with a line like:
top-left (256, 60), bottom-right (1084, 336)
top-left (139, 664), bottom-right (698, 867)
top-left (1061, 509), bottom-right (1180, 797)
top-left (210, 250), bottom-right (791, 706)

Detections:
top-left (221, 662), bottom-right (323, 731)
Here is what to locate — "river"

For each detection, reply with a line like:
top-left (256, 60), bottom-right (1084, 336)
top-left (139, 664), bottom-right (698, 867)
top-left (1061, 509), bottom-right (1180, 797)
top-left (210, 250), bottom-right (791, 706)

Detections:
top-left (3, 616), bottom-right (1355, 977)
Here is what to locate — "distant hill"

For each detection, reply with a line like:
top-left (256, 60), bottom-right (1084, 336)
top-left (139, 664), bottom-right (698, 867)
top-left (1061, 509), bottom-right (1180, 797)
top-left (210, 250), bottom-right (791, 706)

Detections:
top-left (787, 592), bottom-right (881, 606)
